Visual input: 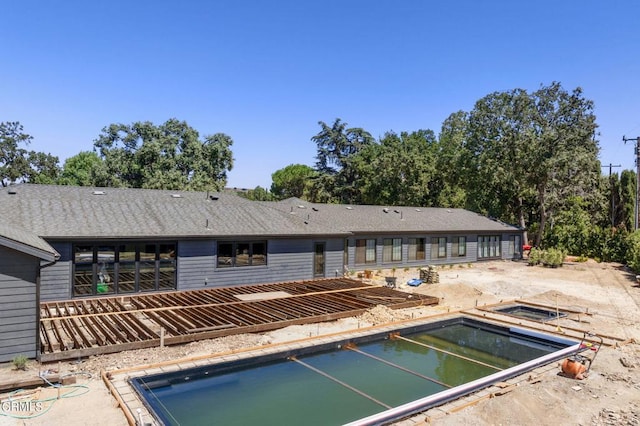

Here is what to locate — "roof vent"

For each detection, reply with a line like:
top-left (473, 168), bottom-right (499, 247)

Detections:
top-left (346, 206), bottom-right (353, 210)
top-left (209, 195), bottom-right (219, 201)
top-left (297, 205), bottom-right (306, 209)
top-left (383, 208), bottom-right (389, 213)
top-left (393, 209), bottom-right (400, 214)
top-left (415, 208), bottom-right (421, 212)
top-left (7, 188), bottom-right (17, 195)
top-left (171, 194), bottom-right (182, 198)
top-left (312, 207), bottom-right (319, 212)
top-left (92, 190), bottom-right (106, 195)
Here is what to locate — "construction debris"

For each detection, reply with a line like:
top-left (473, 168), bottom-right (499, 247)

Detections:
top-left (420, 266), bottom-right (440, 284)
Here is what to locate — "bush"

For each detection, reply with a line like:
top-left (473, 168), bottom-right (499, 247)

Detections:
top-left (528, 248), bottom-right (542, 266)
top-left (541, 248), bottom-right (566, 267)
top-left (12, 354), bottom-right (28, 371)
top-left (626, 231), bottom-right (640, 273)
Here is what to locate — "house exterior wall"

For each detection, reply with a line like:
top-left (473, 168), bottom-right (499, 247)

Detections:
top-left (345, 231), bottom-right (523, 273)
top-left (0, 246), bottom-right (39, 362)
top-left (182, 237), bottom-right (345, 289)
top-left (40, 242), bottom-right (72, 301)
top-left (37, 232), bottom-right (523, 299)
top-left (39, 237), bottom-right (347, 296)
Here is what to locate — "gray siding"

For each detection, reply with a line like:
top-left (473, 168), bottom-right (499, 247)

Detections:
top-left (178, 238), bottom-right (344, 290)
top-left (0, 247), bottom-right (38, 362)
top-left (206, 239), bottom-right (313, 288)
top-left (177, 240), bottom-right (216, 290)
top-left (323, 238), bottom-right (345, 278)
top-left (40, 242), bottom-right (72, 301)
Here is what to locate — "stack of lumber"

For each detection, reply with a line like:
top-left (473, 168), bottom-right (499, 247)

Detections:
top-left (420, 266), bottom-right (440, 284)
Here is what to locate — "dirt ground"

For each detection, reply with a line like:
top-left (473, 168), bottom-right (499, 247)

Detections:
top-left (1, 259), bottom-right (639, 425)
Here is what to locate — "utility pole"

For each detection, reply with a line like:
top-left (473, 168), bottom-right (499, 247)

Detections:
top-left (623, 136), bottom-right (640, 230)
top-left (602, 163), bottom-right (621, 227)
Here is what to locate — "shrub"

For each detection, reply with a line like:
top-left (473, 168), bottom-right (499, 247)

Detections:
top-left (626, 231), bottom-right (640, 273)
top-left (541, 248), bottom-right (565, 267)
top-left (528, 248), bottom-right (542, 266)
top-left (12, 354), bottom-right (28, 371)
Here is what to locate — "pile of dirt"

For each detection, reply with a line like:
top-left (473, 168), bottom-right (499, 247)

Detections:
top-left (356, 304), bottom-right (410, 325)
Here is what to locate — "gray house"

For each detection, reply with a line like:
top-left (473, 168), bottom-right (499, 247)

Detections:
top-left (0, 184), bottom-right (523, 361)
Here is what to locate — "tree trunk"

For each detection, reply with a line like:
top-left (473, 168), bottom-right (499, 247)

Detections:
top-left (535, 186), bottom-right (546, 247)
top-left (516, 196), bottom-right (528, 245)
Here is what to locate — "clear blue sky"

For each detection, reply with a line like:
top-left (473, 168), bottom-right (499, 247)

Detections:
top-left (2, 1), bottom-right (639, 189)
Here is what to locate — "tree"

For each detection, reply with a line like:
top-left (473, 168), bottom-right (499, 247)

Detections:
top-left (57, 151), bottom-right (105, 186)
top-left (270, 164), bottom-right (315, 200)
top-left (93, 119), bottom-right (234, 190)
top-left (312, 118), bottom-right (374, 175)
top-left (435, 111), bottom-right (469, 208)
top-left (619, 169), bottom-right (636, 231)
top-left (464, 82), bottom-right (600, 246)
top-left (0, 121), bottom-right (60, 186)
top-left (239, 186), bottom-right (276, 201)
top-left (348, 130), bottom-right (438, 206)
top-left (311, 118), bottom-right (374, 203)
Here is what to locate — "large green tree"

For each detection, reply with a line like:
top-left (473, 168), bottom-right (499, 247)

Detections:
top-left (618, 169), bottom-right (636, 231)
top-left (434, 111), bottom-right (469, 208)
top-left (0, 121), bottom-right (60, 186)
top-left (464, 82), bottom-right (600, 245)
top-left (57, 151), bottom-right (105, 186)
top-left (270, 164), bottom-right (315, 200)
top-left (310, 118), bottom-right (374, 203)
top-left (348, 130), bottom-right (438, 206)
top-left (93, 119), bottom-right (234, 190)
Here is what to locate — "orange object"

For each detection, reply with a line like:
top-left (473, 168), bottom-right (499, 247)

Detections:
top-left (561, 358), bottom-right (587, 379)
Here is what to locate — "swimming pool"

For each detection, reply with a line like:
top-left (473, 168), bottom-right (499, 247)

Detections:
top-left (130, 317), bottom-right (578, 426)
top-left (495, 304), bottom-right (568, 322)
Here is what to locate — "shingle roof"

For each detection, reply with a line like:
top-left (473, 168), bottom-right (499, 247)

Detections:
top-left (0, 220), bottom-right (59, 261)
top-left (0, 185), bottom-right (520, 242)
top-left (0, 185), bottom-right (348, 239)
top-left (270, 198), bottom-right (520, 234)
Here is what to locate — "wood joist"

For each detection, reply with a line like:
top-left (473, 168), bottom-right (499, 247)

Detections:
top-left (39, 278), bottom-right (438, 362)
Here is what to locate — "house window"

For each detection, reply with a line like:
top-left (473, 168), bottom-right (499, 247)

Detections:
top-left (408, 237), bottom-right (426, 261)
top-left (383, 238), bottom-right (402, 263)
top-left (217, 241), bottom-right (267, 268)
top-left (478, 235), bottom-right (501, 259)
top-left (452, 236), bottom-right (467, 257)
top-left (355, 238), bottom-right (376, 264)
top-left (431, 237), bottom-right (447, 259)
top-left (73, 242), bottom-right (176, 297)
top-left (508, 235), bottom-right (522, 258)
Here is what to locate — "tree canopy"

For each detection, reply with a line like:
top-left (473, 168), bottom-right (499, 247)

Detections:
top-left (93, 119), bottom-right (234, 190)
top-left (270, 164), bottom-right (315, 200)
top-left (0, 121), bottom-right (60, 187)
top-left (463, 82), bottom-right (600, 245)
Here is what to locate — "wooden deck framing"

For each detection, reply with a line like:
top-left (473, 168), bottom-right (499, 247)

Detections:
top-left (39, 278), bottom-right (439, 362)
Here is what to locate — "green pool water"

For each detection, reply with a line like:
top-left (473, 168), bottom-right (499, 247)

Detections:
top-left (132, 320), bottom-right (570, 426)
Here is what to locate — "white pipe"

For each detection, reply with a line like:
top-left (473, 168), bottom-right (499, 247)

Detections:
top-left (344, 342), bottom-right (581, 426)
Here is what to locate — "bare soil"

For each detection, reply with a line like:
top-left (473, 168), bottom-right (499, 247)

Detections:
top-left (1, 259), bottom-right (639, 425)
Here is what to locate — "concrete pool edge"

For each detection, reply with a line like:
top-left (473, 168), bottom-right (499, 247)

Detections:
top-left (343, 336), bottom-right (580, 426)
top-left (117, 315), bottom-right (579, 425)
top-left (105, 313), bottom-right (469, 426)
